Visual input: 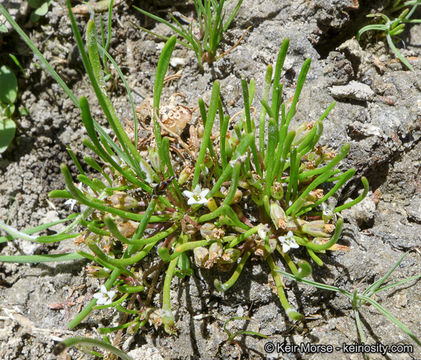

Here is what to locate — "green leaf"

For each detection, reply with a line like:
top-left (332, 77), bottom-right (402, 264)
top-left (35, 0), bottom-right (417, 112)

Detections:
top-left (0, 117), bottom-right (16, 153)
top-left (61, 337), bottom-right (133, 360)
top-left (0, 66), bottom-right (17, 104)
top-left (0, 253), bottom-right (85, 263)
top-left (9, 54), bottom-right (23, 72)
top-left (0, 213), bottom-right (79, 244)
top-left (3, 103), bottom-right (15, 118)
top-left (153, 35), bottom-right (177, 167)
top-left (29, 12), bottom-right (41, 24)
top-left (386, 33), bottom-right (414, 71)
top-left (192, 80), bottom-right (220, 188)
top-left (34, 1), bottom-right (49, 17)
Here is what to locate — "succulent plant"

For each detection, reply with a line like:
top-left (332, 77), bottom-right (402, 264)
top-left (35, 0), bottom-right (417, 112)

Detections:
top-left (44, 24), bottom-right (368, 332)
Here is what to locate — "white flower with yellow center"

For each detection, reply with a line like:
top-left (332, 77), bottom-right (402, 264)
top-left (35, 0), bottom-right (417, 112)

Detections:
top-left (183, 185), bottom-right (210, 205)
top-left (93, 285), bottom-right (116, 305)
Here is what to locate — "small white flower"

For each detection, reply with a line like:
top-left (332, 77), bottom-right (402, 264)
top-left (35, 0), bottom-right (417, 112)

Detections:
top-left (257, 224), bottom-right (270, 241)
top-left (93, 285), bottom-right (116, 305)
top-left (278, 231), bottom-right (299, 253)
top-left (183, 185), bottom-right (210, 205)
top-left (64, 183), bottom-right (83, 211)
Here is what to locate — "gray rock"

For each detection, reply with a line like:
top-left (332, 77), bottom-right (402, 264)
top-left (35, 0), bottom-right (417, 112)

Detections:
top-left (405, 196), bottom-right (421, 224)
top-left (330, 80), bottom-right (375, 101)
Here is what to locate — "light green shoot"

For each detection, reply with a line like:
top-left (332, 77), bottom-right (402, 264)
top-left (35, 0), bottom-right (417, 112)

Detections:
top-left (357, 0), bottom-right (421, 71)
top-left (134, 0), bottom-right (243, 69)
top-left (277, 252), bottom-right (421, 347)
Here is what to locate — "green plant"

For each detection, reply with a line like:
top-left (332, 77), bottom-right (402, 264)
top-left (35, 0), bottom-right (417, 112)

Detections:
top-left (277, 252), bottom-right (421, 348)
top-left (223, 316), bottom-right (268, 343)
top-left (58, 336), bottom-right (134, 360)
top-left (0, 65), bottom-right (17, 153)
top-left (134, 0), bottom-right (244, 69)
top-left (0, 0), bottom-right (370, 351)
top-left (357, 0), bottom-right (421, 71)
top-left (28, 0), bottom-right (53, 23)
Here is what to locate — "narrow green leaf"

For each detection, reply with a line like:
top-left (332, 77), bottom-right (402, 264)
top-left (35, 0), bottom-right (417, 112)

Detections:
top-left (360, 295), bottom-right (421, 346)
top-left (103, 216), bottom-right (131, 244)
top-left (288, 143), bottom-right (350, 216)
top-left (363, 252), bottom-right (408, 297)
top-left (192, 81), bottom-right (220, 188)
top-left (285, 58), bottom-right (311, 126)
top-left (153, 35), bottom-right (177, 169)
top-left (259, 64), bottom-right (273, 156)
top-left (0, 253), bottom-right (85, 263)
top-left (386, 33), bottom-right (414, 71)
top-left (61, 336), bottom-right (133, 360)
top-left (334, 176), bottom-right (369, 213)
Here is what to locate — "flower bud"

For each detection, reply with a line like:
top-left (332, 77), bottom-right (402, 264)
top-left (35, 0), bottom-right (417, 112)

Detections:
top-left (139, 159), bottom-right (156, 185)
top-left (86, 265), bottom-right (111, 278)
top-left (219, 248), bottom-right (241, 264)
top-left (268, 238), bottom-right (277, 253)
top-left (238, 180), bottom-right (249, 189)
top-left (183, 221), bottom-right (197, 235)
top-left (302, 220), bottom-right (334, 238)
top-left (208, 242), bottom-right (223, 264)
top-left (108, 192), bottom-right (137, 210)
top-left (197, 124), bottom-right (204, 138)
top-left (307, 189), bottom-right (324, 203)
top-left (227, 132), bottom-right (239, 152)
top-left (178, 166), bottom-right (193, 185)
top-left (270, 202), bottom-right (287, 230)
top-left (193, 247), bottom-right (209, 268)
top-left (200, 223), bottom-right (224, 240)
top-left (206, 197), bottom-right (218, 212)
top-left (271, 182), bottom-right (284, 200)
top-left (225, 138), bottom-right (233, 158)
top-left (292, 121), bottom-right (314, 146)
top-left (232, 189), bottom-right (243, 204)
top-left (117, 220), bottom-right (138, 237)
top-left (148, 147), bottom-right (160, 171)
